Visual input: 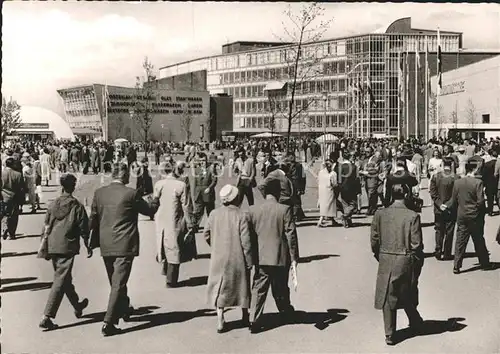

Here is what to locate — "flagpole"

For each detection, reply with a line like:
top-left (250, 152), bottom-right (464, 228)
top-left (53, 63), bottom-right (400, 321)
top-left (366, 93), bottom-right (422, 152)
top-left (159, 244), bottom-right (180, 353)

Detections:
top-left (425, 38), bottom-right (429, 142)
top-left (415, 48), bottom-right (418, 138)
top-left (397, 52), bottom-right (401, 140)
top-left (406, 51), bottom-right (409, 139)
top-left (437, 27), bottom-right (441, 139)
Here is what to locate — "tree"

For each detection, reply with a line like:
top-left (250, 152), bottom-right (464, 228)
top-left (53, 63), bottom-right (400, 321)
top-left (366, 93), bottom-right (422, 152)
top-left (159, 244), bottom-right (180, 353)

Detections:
top-left (133, 56), bottom-right (157, 150)
top-left (465, 98), bottom-right (477, 130)
top-left (1, 96), bottom-right (21, 140)
top-left (203, 113), bottom-right (215, 142)
top-left (450, 106), bottom-right (459, 130)
top-left (275, 3), bottom-right (332, 151)
top-left (180, 110), bottom-right (194, 141)
top-left (428, 92), bottom-right (446, 137)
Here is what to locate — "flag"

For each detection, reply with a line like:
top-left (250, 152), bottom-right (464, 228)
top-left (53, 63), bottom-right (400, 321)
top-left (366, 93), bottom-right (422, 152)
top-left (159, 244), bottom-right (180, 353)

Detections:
top-left (365, 76), bottom-right (377, 108)
top-left (437, 28), bottom-right (442, 93)
top-left (398, 52), bottom-right (404, 100)
top-left (421, 43), bottom-right (428, 93)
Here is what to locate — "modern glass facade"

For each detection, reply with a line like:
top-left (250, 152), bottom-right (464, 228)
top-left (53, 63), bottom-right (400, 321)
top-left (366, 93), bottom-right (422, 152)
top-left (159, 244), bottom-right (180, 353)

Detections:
top-left (159, 17), bottom-right (462, 137)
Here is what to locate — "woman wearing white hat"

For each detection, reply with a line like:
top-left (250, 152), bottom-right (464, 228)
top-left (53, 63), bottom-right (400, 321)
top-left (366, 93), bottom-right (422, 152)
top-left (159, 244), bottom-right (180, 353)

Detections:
top-left (204, 184), bottom-right (253, 333)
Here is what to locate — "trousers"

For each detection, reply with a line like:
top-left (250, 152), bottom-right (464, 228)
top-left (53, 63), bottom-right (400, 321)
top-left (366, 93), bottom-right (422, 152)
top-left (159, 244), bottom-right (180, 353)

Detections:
top-left (250, 265), bottom-right (293, 324)
top-left (340, 197), bottom-right (357, 220)
top-left (486, 190), bottom-right (498, 214)
top-left (162, 262), bottom-right (180, 285)
top-left (454, 216), bottom-right (490, 269)
top-left (382, 301), bottom-right (423, 337)
top-left (192, 200), bottom-right (215, 229)
top-left (44, 256), bottom-right (81, 318)
top-left (103, 256), bottom-right (134, 325)
top-left (1, 198), bottom-right (20, 238)
top-left (237, 179), bottom-right (254, 206)
top-left (434, 212), bottom-right (456, 258)
top-left (365, 182), bottom-right (379, 214)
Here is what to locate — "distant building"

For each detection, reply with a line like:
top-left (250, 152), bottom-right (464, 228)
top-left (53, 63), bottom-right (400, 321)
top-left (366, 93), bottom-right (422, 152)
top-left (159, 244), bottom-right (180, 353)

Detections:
top-left (159, 17), bottom-right (500, 138)
top-left (57, 84), bottom-right (210, 142)
top-left (10, 106), bottom-right (74, 141)
top-left (431, 55), bottom-right (500, 140)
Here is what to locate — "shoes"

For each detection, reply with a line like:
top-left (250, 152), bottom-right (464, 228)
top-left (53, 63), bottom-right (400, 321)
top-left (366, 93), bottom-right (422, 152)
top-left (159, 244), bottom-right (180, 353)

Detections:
top-left (331, 220), bottom-right (341, 227)
top-left (7, 235), bottom-right (16, 240)
top-left (216, 320), bottom-right (226, 334)
top-left (122, 306), bottom-right (135, 322)
top-left (39, 317), bottom-right (58, 331)
top-left (241, 311), bottom-right (250, 327)
top-left (385, 335), bottom-right (396, 346)
top-left (249, 323), bottom-right (263, 334)
top-left (74, 298), bottom-right (89, 319)
top-left (434, 252), bottom-right (442, 261)
top-left (441, 255), bottom-right (454, 261)
top-left (453, 268), bottom-right (460, 274)
top-left (101, 323), bottom-right (121, 337)
top-left (2, 231), bottom-right (8, 240)
top-left (166, 282), bottom-right (178, 288)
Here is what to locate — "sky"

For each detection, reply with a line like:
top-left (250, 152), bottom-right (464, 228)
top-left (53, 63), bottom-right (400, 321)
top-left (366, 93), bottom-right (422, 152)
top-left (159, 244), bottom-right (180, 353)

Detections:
top-left (2, 2), bottom-right (500, 117)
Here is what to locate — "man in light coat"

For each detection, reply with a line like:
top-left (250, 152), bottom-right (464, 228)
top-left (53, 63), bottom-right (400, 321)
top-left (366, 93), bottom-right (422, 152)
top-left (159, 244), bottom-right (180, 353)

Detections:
top-left (371, 184), bottom-right (424, 346)
top-left (153, 162), bottom-right (195, 288)
top-left (248, 179), bottom-right (299, 333)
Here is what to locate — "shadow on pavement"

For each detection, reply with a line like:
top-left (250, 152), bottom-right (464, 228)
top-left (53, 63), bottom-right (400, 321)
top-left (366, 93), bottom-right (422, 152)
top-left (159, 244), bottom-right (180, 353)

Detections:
top-left (1, 277), bottom-right (37, 285)
top-left (177, 276), bottom-right (208, 287)
top-left (395, 317), bottom-right (467, 344)
top-left (0, 281), bottom-right (52, 293)
top-left (56, 306), bottom-right (161, 330)
top-left (1, 251), bottom-right (38, 258)
top-left (424, 252), bottom-right (480, 259)
top-left (256, 308), bottom-right (349, 333)
top-left (12, 234), bottom-right (42, 240)
top-left (299, 254), bottom-right (340, 264)
top-left (120, 308), bottom-right (216, 334)
top-left (459, 262), bottom-right (500, 274)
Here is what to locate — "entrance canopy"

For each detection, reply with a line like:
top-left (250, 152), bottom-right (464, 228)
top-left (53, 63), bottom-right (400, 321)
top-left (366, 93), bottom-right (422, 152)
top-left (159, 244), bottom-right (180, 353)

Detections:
top-left (316, 133), bottom-right (339, 143)
top-left (250, 132), bottom-right (283, 138)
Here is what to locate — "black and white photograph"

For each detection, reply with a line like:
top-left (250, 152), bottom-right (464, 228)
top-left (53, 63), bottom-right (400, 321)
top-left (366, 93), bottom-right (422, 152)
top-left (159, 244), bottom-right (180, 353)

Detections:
top-left (1, 2), bottom-right (500, 353)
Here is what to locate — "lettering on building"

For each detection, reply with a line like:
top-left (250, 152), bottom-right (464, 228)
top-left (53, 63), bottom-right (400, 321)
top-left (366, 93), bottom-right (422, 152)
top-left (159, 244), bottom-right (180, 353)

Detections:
top-left (439, 81), bottom-right (466, 96)
top-left (18, 123), bottom-right (50, 129)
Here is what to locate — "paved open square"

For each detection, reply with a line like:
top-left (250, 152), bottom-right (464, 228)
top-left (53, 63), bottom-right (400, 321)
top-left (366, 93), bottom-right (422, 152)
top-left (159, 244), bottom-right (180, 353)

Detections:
top-left (1, 168), bottom-right (499, 354)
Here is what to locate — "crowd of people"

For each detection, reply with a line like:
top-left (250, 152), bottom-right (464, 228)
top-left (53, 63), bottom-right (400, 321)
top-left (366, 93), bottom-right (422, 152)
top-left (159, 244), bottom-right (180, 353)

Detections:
top-left (2, 134), bottom-right (500, 345)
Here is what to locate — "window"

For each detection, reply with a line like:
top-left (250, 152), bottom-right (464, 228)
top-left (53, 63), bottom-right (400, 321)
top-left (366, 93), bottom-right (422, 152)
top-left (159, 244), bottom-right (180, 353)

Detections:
top-left (482, 114), bottom-right (490, 124)
top-left (317, 116), bottom-right (323, 128)
top-left (234, 72), bottom-right (240, 83)
top-left (235, 103), bottom-right (240, 114)
top-left (326, 115), bottom-right (331, 127)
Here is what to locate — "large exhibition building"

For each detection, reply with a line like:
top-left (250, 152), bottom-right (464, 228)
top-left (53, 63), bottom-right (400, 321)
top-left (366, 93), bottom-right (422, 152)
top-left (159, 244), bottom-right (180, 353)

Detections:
top-left (431, 55), bottom-right (500, 140)
top-left (159, 17), bottom-right (499, 138)
top-left (57, 84), bottom-right (211, 142)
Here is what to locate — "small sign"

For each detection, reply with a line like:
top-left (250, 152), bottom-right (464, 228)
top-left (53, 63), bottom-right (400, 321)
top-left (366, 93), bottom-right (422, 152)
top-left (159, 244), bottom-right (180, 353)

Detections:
top-left (222, 135), bottom-right (235, 142)
top-left (18, 123), bottom-right (50, 129)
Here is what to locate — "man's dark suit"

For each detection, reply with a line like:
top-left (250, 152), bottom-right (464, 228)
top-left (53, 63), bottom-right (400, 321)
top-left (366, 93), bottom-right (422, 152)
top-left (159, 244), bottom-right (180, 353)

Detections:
top-left (336, 161), bottom-right (361, 225)
top-left (362, 156), bottom-right (382, 215)
top-left (482, 159), bottom-right (498, 214)
top-left (429, 171), bottom-right (459, 259)
top-left (1, 166), bottom-right (25, 239)
top-left (287, 162), bottom-right (306, 220)
top-left (89, 182), bottom-right (154, 325)
top-left (445, 176), bottom-right (490, 271)
top-left (189, 165), bottom-right (217, 229)
top-left (248, 198), bottom-right (299, 325)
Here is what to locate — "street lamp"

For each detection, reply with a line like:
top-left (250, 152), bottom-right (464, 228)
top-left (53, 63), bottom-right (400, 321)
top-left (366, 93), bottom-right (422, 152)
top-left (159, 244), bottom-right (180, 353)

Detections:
top-left (322, 91), bottom-right (328, 162)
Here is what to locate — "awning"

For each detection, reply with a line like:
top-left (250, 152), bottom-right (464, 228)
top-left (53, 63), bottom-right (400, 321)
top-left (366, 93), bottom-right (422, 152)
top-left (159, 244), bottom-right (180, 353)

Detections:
top-left (72, 128), bottom-right (101, 135)
top-left (11, 130), bottom-right (54, 135)
top-left (264, 82), bottom-right (287, 91)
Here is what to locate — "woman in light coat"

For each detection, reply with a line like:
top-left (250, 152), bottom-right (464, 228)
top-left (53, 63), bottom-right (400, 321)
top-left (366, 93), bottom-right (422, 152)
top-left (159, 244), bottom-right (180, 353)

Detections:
top-left (40, 148), bottom-right (51, 186)
top-left (204, 184), bottom-right (253, 333)
top-left (317, 159), bottom-right (339, 227)
top-left (153, 162), bottom-right (195, 288)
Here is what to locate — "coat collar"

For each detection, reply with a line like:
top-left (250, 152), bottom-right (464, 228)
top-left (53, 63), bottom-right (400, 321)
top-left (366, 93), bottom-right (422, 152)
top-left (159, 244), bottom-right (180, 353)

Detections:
top-left (390, 200), bottom-right (407, 209)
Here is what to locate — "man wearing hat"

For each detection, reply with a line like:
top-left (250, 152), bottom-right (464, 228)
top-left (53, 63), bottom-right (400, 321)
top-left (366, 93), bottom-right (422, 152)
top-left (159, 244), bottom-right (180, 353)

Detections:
top-left (456, 145), bottom-right (468, 177)
top-left (336, 151), bottom-right (361, 228)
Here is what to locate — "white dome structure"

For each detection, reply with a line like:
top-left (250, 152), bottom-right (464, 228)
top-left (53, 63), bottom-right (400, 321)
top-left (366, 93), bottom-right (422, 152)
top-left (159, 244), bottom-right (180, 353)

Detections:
top-left (16, 106), bottom-right (75, 140)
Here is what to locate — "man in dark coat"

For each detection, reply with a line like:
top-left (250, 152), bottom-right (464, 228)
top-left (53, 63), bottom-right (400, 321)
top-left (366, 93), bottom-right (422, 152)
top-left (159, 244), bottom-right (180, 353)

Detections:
top-left (89, 163), bottom-right (156, 336)
top-left (258, 162), bottom-right (294, 207)
top-left (127, 144), bottom-right (137, 170)
top-left (248, 179), bottom-right (299, 333)
top-left (361, 148), bottom-right (382, 215)
top-left (189, 152), bottom-right (218, 230)
top-left (1, 157), bottom-right (25, 240)
top-left (429, 158), bottom-right (459, 261)
top-left (90, 144), bottom-right (101, 174)
top-left (371, 184), bottom-right (424, 346)
top-left (285, 154), bottom-right (306, 221)
top-left (69, 144), bottom-right (81, 173)
top-left (336, 152), bottom-right (361, 228)
top-left (81, 145), bottom-right (91, 174)
top-left (39, 174), bottom-right (91, 330)
top-left (482, 149), bottom-right (498, 216)
top-left (445, 159), bottom-right (493, 274)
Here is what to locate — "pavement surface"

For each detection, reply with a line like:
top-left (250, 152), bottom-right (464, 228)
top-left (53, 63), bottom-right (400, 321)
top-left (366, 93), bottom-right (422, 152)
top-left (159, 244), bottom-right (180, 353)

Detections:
top-left (1, 161), bottom-right (500, 354)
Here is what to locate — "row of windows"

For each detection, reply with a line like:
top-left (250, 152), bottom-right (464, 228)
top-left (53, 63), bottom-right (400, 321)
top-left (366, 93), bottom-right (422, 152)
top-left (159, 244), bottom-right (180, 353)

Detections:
top-left (66, 109), bottom-right (99, 117)
top-left (241, 114), bottom-right (347, 129)
top-left (233, 96), bottom-right (348, 114)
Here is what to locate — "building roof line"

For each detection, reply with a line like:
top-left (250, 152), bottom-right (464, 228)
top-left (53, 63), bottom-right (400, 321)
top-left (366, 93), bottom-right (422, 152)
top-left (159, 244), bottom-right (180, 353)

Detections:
top-left (159, 32), bottom-right (462, 70)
